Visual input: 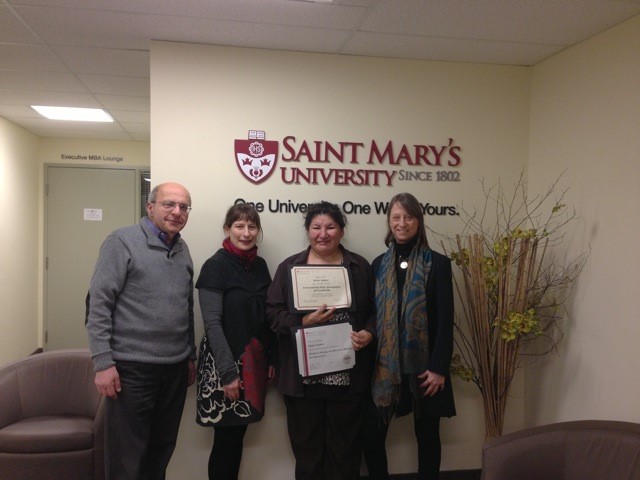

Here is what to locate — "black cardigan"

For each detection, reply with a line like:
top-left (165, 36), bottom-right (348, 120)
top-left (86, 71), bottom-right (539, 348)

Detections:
top-left (267, 246), bottom-right (376, 397)
top-left (372, 247), bottom-right (456, 418)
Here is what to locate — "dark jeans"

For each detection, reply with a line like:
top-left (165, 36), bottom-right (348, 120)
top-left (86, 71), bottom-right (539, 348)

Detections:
top-left (284, 385), bottom-right (365, 480)
top-left (105, 360), bottom-right (188, 480)
top-left (208, 424), bottom-right (248, 480)
top-left (362, 407), bottom-right (441, 480)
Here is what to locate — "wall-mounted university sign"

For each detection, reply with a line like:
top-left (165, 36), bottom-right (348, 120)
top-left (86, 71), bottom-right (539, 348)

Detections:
top-left (233, 130), bottom-right (462, 187)
top-left (234, 130), bottom-right (278, 184)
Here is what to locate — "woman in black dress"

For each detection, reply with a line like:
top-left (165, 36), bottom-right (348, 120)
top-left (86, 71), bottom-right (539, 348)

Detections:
top-left (196, 203), bottom-right (275, 480)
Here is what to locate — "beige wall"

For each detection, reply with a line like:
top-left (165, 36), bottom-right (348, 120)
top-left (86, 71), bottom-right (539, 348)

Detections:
top-left (0, 117), bottom-right (40, 364)
top-left (0, 129), bottom-right (150, 366)
top-left (151, 42), bottom-right (532, 476)
top-left (526, 15), bottom-right (640, 425)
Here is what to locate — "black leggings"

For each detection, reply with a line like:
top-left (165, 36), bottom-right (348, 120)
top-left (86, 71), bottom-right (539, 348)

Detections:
top-left (208, 424), bottom-right (248, 480)
top-left (362, 411), bottom-right (441, 480)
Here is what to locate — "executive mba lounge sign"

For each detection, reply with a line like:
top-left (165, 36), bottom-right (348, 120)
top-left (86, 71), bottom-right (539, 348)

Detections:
top-left (234, 130), bottom-right (462, 187)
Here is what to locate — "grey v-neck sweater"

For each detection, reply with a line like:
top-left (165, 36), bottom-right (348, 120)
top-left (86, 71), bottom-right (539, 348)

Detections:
top-left (87, 219), bottom-right (196, 372)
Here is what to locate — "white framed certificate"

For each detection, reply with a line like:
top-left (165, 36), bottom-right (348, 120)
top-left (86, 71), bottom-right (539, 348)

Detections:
top-left (293, 321), bottom-right (355, 377)
top-left (289, 265), bottom-right (352, 312)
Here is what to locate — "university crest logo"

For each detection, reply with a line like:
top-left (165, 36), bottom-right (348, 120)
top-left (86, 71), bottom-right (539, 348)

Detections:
top-left (234, 130), bottom-right (278, 184)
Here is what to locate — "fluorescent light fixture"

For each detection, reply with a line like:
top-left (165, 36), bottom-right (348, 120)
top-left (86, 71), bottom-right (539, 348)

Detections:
top-left (31, 105), bottom-right (113, 122)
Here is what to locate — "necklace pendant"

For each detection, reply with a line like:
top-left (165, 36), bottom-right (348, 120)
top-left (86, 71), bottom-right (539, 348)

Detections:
top-left (400, 260), bottom-right (408, 269)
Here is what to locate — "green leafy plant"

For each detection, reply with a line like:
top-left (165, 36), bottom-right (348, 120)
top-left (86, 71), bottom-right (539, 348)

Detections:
top-left (433, 172), bottom-right (587, 439)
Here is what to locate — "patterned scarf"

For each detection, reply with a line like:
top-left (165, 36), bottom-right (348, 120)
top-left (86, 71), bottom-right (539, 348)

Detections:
top-left (372, 242), bottom-right (432, 415)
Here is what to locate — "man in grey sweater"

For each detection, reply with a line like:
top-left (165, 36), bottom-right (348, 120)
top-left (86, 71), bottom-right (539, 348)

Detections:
top-left (86, 182), bottom-right (197, 480)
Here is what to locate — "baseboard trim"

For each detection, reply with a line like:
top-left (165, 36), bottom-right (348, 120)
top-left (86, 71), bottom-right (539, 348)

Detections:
top-left (361, 470), bottom-right (481, 480)
top-left (441, 470), bottom-right (482, 480)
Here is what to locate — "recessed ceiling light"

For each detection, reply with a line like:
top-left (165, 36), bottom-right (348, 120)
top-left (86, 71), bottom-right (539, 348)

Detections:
top-left (31, 106), bottom-right (113, 122)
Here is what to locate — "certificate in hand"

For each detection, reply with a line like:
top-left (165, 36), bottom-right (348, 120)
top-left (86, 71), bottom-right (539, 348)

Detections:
top-left (289, 265), bottom-right (353, 312)
top-left (294, 321), bottom-right (355, 377)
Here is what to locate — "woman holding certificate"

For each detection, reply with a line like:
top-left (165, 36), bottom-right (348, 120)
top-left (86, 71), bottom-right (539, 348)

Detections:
top-left (266, 201), bottom-right (376, 480)
top-left (363, 192), bottom-right (456, 480)
top-left (195, 203), bottom-right (275, 480)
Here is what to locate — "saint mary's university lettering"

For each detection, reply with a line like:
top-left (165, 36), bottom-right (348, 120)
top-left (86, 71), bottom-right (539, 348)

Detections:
top-left (276, 137), bottom-right (463, 187)
top-left (234, 198), bottom-right (458, 217)
top-left (281, 136), bottom-right (461, 167)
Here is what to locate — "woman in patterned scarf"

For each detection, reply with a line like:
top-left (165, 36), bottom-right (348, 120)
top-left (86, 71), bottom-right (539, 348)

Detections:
top-left (363, 192), bottom-right (456, 480)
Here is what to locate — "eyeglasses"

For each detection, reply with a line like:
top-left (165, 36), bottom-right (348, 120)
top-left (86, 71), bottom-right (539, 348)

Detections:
top-left (153, 201), bottom-right (192, 213)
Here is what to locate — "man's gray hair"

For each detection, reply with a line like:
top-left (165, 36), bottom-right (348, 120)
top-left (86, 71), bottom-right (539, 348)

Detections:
top-left (148, 185), bottom-right (160, 204)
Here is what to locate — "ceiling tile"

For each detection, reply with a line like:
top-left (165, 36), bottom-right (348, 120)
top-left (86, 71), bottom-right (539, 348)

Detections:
top-left (52, 46), bottom-right (149, 77)
top-left (2, 0), bottom-right (639, 141)
top-left (11, 0), bottom-right (370, 28)
top-left (344, 31), bottom-right (562, 66)
top-left (110, 110), bottom-right (150, 123)
top-left (0, 5), bottom-right (40, 43)
top-left (0, 44), bottom-right (69, 71)
top-left (0, 89), bottom-right (100, 107)
top-left (95, 94), bottom-right (150, 111)
top-left (0, 104), bottom-right (42, 118)
top-left (176, 21), bottom-right (352, 54)
top-left (0, 70), bottom-right (88, 92)
top-left (119, 121), bottom-right (150, 134)
top-left (360, 0), bottom-right (640, 45)
top-left (77, 73), bottom-right (150, 96)
top-left (14, 6), bottom-right (153, 49)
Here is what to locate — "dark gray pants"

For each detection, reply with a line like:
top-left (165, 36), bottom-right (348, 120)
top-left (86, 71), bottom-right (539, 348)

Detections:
top-left (284, 385), bottom-right (365, 480)
top-left (105, 360), bottom-right (188, 480)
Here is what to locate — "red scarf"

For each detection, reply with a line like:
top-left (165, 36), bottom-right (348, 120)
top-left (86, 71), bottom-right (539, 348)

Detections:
top-left (222, 237), bottom-right (257, 271)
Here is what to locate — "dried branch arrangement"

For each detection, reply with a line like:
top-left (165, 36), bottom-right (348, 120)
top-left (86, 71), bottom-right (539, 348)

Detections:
top-left (434, 173), bottom-right (587, 438)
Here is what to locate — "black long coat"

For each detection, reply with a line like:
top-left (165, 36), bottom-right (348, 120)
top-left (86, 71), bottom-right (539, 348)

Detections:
top-left (372, 248), bottom-right (456, 418)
